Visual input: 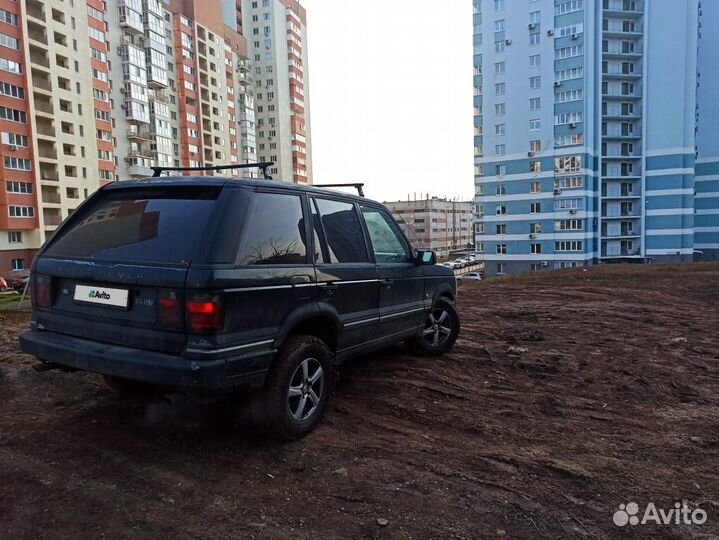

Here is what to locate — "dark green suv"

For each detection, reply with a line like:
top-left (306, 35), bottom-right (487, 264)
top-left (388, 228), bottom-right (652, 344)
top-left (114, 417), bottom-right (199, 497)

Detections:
top-left (21, 169), bottom-right (459, 438)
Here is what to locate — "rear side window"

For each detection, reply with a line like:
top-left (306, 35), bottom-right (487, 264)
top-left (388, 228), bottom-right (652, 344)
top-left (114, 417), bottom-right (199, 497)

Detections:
top-left (314, 198), bottom-right (368, 263)
top-left (361, 206), bottom-right (412, 263)
top-left (44, 187), bottom-right (220, 265)
top-left (236, 192), bottom-right (308, 265)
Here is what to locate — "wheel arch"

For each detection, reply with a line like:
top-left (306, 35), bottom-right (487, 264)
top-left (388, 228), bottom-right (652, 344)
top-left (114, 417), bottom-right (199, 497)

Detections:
top-left (273, 303), bottom-right (342, 354)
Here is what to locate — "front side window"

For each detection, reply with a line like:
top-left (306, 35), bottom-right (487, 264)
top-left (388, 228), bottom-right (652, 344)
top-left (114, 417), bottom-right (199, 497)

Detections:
top-left (237, 193), bottom-right (307, 265)
top-left (314, 198), bottom-right (368, 264)
top-left (361, 206), bottom-right (411, 264)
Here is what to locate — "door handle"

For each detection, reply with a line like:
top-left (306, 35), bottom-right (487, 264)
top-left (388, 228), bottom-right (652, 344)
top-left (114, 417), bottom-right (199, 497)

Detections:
top-left (381, 278), bottom-right (393, 289)
top-left (319, 283), bottom-right (338, 296)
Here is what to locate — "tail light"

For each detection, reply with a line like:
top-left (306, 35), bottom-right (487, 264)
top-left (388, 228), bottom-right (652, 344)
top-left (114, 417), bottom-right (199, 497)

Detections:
top-left (186, 292), bottom-right (223, 333)
top-left (157, 289), bottom-right (184, 329)
top-left (32, 274), bottom-right (51, 309)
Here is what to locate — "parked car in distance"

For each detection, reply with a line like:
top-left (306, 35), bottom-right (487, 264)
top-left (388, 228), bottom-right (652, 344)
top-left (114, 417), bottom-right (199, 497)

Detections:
top-left (440, 262), bottom-right (458, 270)
top-left (458, 272), bottom-right (482, 282)
top-left (453, 258), bottom-right (467, 268)
top-left (7, 269), bottom-right (30, 292)
top-left (20, 172), bottom-right (460, 439)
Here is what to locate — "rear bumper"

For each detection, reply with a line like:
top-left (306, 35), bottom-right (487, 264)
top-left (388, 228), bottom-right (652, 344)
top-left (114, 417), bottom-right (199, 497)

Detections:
top-left (20, 329), bottom-right (273, 390)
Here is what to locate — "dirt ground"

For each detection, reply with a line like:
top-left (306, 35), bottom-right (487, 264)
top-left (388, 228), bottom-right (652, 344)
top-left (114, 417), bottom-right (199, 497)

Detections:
top-left (1, 263), bottom-right (718, 540)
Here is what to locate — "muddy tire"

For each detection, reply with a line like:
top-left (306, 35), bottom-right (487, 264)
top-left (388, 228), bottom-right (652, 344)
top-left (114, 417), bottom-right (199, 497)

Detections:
top-left (410, 297), bottom-right (460, 356)
top-left (262, 334), bottom-right (334, 440)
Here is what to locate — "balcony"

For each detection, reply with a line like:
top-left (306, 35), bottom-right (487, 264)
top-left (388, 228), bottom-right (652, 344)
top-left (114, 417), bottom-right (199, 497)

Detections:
top-left (26, 0), bottom-right (46, 22)
top-left (40, 166), bottom-right (59, 183)
top-left (119, 6), bottom-right (144, 35)
top-left (32, 70), bottom-right (52, 93)
top-left (37, 142), bottom-right (58, 161)
top-left (27, 21), bottom-right (48, 46)
top-left (601, 248), bottom-right (641, 257)
top-left (29, 46), bottom-right (50, 69)
top-left (35, 118), bottom-right (55, 138)
top-left (602, 211), bottom-right (641, 219)
top-left (41, 186), bottom-right (61, 205)
top-left (127, 129), bottom-right (152, 140)
top-left (43, 208), bottom-right (63, 228)
top-left (33, 96), bottom-right (54, 116)
top-left (147, 65), bottom-right (168, 89)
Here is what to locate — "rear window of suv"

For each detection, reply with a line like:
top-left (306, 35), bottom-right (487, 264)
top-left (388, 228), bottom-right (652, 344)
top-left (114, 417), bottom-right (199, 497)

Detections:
top-left (44, 186), bottom-right (221, 265)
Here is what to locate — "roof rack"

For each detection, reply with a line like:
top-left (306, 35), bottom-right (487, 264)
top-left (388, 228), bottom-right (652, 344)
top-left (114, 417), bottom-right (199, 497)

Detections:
top-left (151, 162), bottom-right (274, 180)
top-left (313, 183), bottom-right (365, 197)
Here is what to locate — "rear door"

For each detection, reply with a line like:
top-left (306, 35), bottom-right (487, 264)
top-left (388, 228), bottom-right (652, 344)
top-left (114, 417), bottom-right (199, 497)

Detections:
top-left (34, 185), bottom-right (222, 354)
top-left (311, 197), bottom-right (380, 354)
top-left (360, 205), bottom-right (426, 340)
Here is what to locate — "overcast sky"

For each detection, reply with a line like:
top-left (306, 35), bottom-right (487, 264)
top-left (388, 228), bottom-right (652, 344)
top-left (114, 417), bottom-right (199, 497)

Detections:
top-left (300, 0), bottom-right (474, 203)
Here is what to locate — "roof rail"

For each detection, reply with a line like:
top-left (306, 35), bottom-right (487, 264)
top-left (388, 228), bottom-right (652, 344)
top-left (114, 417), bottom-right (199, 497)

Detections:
top-left (150, 162), bottom-right (274, 180)
top-left (313, 183), bottom-right (365, 197)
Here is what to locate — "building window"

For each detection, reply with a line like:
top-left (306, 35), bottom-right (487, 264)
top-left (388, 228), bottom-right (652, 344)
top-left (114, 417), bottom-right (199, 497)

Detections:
top-left (495, 103), bottom-right (505, 115)
top-left (477, 243), bottom-right (485, 253)
top-left (495, 82), bottom-right (505, 95)
top-left (9, 205), bottom-right (34, 218)
top-left (530, 32), bottom-right (540, 45)
top-left (495, 144), bottom-right (506, 156)
top-left (554, 198), bottom-right (582, 210)
top-left (495, 164), bottom-right (506, 176)
top-left (496, 205), bottom-right (507, 215)
top-left (494, 19), bottom-right (505, 32)
top-left (555, 219), bottom-right (583, 231)
top-left (8, 231), bottom-right (21, 243)
top-left (530, 97), bottom-right (541, 110)
top-left (497, 263), bottom-right (506, 274)
top-left (529, 118), bottom-right (541, 131)
top-left (494, 0), bottom-right (505, 10)
top-left (494, 61), bottom-right (505, 74)
top-left (529, 54), bottom-right (540, 68)
top-left (495, 41), bottom-right (505, 53)
top-left (529, 140), bottom-right (541, 153)
top-left (529, 11), bottom-right (540, 24)
top-left (530, 223), bottom-right (542, 234)
top-left (530, 76), bottom-right (541, 89)
top-left (530, 202), bottom-right (541, 214)
top-left (555, 241), bottom-right (583, 252)
top-left (495, 124), bottom-right (505, 136)
top-left (530, 243), bottom-right (542, 254)
top-left (11, 258), bottom-right (24, 271)
top-left (496, 224), bottom-right (507, 235)
top-left (496, 185), bottom-right (506, 196)
top-left (6, 181), bottom-right (32, 193)
top-left (496, 243), bottom-right (507, 254)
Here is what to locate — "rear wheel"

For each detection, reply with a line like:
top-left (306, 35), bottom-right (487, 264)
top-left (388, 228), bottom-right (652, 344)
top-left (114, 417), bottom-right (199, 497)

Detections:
top-left (262, 334), bottom-right (333, 440)
top-left (410, 297), bottom-right (460, 356)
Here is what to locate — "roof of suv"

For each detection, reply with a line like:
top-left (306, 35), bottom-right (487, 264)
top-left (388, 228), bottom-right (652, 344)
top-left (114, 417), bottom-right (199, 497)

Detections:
top-left (102, 176), bottom-right (374, 206)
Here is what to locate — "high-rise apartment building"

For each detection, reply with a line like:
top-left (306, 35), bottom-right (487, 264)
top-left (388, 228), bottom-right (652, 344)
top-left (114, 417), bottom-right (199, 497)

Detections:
top-left (695, 0), bottom-right (719, 260)
top-left (473, 0), bottom-right (718, 277)
top-left (0, 0), bottom-right (262, 273)
top-left (226, 0), bottom-right (312, 184)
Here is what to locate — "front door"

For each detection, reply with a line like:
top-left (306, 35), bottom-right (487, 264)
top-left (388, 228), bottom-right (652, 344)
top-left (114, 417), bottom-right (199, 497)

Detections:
top-left (360, 205), bottom-right (426, 340)
top-left (311, 197), bottom-right (380, 355)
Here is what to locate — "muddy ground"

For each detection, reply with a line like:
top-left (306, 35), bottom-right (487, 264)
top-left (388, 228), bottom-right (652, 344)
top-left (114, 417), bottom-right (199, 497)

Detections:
top-left (1, 263), bottom-right (718, 539)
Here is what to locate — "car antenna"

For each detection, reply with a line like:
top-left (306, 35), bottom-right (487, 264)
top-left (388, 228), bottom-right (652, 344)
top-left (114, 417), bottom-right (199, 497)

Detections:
top-left (150, 162), bottom-right (275, 180)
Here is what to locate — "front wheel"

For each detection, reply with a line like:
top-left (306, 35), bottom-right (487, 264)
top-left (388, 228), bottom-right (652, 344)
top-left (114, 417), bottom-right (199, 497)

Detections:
top-left (410, 298), bottom-right (460, 356)
top-left (262, 334), bottom-right (334, 440)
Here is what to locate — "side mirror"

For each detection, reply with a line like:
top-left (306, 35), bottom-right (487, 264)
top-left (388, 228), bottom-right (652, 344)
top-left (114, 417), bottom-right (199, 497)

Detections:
top-left (416, 250), bottom-right (436, 266)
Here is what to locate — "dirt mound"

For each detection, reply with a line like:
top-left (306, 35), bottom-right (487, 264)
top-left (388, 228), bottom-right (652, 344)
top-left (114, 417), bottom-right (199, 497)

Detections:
top-left (1, 263), bottom-right (718, 539)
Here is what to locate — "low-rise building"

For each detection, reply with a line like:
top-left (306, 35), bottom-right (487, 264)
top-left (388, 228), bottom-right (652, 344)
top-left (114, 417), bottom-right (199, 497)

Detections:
top-left (384, 197), bottom-right (474, 259)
